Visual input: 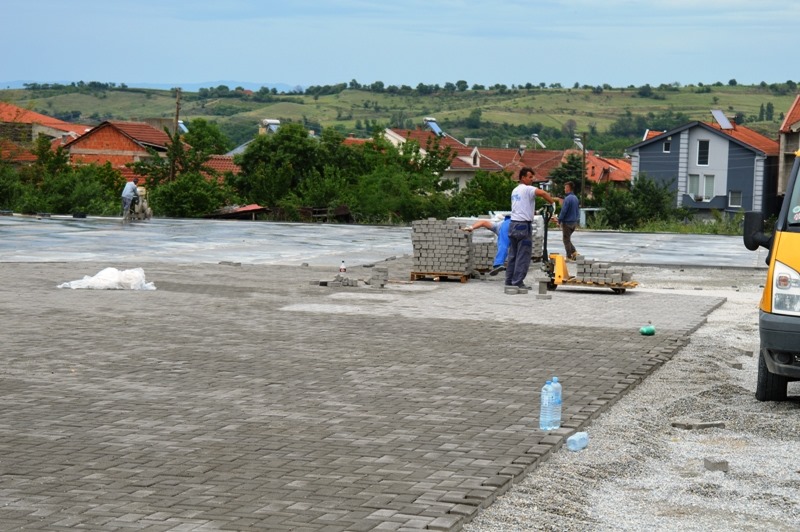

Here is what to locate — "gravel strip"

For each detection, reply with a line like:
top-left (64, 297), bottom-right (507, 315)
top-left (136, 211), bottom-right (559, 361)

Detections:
top-left (464, 266), bottom-right (800, 532)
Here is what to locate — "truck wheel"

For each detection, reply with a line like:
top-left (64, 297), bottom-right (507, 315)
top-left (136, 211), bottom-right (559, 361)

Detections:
top-left (755, 349), bottom-right (788, 401)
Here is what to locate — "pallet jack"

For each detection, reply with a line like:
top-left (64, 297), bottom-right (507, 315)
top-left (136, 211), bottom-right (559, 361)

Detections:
top-left (539, 203), bottom-right (637, 294)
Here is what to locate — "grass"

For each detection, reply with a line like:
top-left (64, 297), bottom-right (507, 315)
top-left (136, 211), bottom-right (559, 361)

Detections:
top-left (3, 83), bottom-right (796, 143)
top-left (586, 210), bottom-right (746, 235)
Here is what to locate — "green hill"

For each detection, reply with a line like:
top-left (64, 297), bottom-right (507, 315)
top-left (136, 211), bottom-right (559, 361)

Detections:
top-left (2, 81), bottom-right (796, 154)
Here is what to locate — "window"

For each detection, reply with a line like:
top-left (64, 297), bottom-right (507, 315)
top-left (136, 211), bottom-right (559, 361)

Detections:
top-left (688, 174), bottom-right (715, 201)
top-left (663, 141), bottom-right (671, 153)
top-left (697, 139), bottom-right (710, 165)
top-left (704, 174), bottom-right (715, 200)
top-left (728, 190), bottom-right (742, 208)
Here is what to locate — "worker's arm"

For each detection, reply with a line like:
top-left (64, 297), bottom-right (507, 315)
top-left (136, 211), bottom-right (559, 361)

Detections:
top-left (462, 219), bottom-right (494, 232)
top-left (535, 188), bottom-right (562, 204)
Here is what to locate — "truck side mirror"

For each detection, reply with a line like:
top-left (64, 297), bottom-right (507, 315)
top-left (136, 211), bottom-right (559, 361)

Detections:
top-left (743, 211), bottom-right (771, 251)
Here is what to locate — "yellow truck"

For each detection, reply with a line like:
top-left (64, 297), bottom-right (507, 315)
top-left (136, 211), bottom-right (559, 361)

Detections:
top-left (743, 153), bottom-right (800, 401)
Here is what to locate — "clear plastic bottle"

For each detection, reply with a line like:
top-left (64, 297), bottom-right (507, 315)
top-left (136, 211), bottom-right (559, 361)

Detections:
top-left (550, 376), bottom-right (562, 430)
top-left (539, 380), bottom-right (554, 431)
top-left (566, 431), bottom-right (589, 451)
top-left (339, 260), bottom-right (346, 273)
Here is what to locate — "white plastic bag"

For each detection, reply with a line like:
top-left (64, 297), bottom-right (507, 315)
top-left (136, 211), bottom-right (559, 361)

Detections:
top-left (58, 267), bottom-right (156, 290)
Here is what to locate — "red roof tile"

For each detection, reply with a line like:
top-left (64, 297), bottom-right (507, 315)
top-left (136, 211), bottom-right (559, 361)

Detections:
top-left (105, 121), bottom-right (172, 148)
top-left (0, 101), bottom-right (88, 134)
top-left (388, 128), bottom-right (467, 149)
top-left (343, 135), bottom-right (369, 146)
top-left (706, 122), bottom-right (778, 156)
top-left (780, 94), bottom-right (800, 133)
top-left (578, 150), bottom-right (632, 183)
top-left (205, 154), bottom-right (240, 175)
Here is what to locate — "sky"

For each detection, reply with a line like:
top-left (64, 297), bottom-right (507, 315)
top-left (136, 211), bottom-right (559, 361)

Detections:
top-left (3, 0), bottom-right (799, 91)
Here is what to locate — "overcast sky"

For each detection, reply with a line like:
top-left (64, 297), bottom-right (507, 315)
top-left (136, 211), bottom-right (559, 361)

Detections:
top-left (3, 0), bottom-right (797, 90)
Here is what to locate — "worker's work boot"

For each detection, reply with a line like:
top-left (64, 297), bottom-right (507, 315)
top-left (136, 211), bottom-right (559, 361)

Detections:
top-left (489, 265), bottom-right (506, 276)
top-left (504, 286), bottom-right (519, 295)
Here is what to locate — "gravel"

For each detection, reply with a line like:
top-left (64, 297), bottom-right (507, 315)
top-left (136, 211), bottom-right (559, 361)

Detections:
top-left (463, 266), bottom-right (800, 532)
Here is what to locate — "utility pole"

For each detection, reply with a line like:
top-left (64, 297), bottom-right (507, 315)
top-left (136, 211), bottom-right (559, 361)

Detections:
top-left (580, 131), bottom-right (587, 206)
top-left (169, 88), bottom-right (181, 182)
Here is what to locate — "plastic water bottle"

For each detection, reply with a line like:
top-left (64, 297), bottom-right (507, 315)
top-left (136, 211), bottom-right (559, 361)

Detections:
top-left (339, 260), bottom-right (346, 273)
top-left (566, 432), bottom-right (589, 451)
top-left (550, 377), bottom-right (562, 430)
top-left (539, 380), bottom-right (554, 431)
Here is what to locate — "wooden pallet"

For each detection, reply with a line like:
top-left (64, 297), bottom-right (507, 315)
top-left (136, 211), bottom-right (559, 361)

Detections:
top-left (561, 278), bottom-right (639, 291)
top-left (410, 271), bottom-right (470, 283)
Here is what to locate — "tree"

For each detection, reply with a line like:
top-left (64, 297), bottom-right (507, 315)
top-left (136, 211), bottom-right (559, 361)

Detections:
top-left (456, 80), bottom-right (468, 92)
top-left (451, 171), bottom-right (515, 216)
top-left (231, 123), bottom-right (321, 207)
top-left (766, 102), bottom-right (775, 121)
top-left (637, 84), bottom-right (653, 98)
top-left (149, 171), bottom-right (229, 218)
top-left (183, 118), bottom-right (232, 155)
top-left (465, 108), bottom-right (482, 129)
top-left (130, 129), bottom-right (211, 187)
top-left (548, 153), bottom-right (584, 196)
top-left (629, 174), bottom-right (675, 224)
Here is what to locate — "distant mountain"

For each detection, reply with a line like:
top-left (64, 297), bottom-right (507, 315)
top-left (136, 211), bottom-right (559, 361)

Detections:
top-left (0, 79), bottom-right (300, 93)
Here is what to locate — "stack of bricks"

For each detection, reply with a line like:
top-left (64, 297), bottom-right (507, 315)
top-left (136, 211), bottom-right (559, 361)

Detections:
top-left (368, 267), bottom-right (389, 288)
top-left (412, 218), bottom-right (474, 274)
top-left (532, 217), bottom-right (545, 261)
top-left (574, 256), bottom-right (634, 284)
top-left (471, 241), bottom-right (495, 271)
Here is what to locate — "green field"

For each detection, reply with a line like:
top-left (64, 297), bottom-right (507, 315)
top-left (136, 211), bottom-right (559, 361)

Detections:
top-left (2, 82), bottom-right (796, 148)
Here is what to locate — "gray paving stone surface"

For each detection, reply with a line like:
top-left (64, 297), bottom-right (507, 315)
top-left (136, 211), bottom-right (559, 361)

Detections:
top-left (0, 261), bottom-right (725, 530)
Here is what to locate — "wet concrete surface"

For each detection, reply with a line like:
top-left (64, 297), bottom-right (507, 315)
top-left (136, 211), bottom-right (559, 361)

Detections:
top-left (0, 215), bottom-right (769, 269)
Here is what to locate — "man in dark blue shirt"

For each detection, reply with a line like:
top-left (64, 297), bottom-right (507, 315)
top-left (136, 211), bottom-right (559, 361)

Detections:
top-left (558, 181), bottom-right (580, 260)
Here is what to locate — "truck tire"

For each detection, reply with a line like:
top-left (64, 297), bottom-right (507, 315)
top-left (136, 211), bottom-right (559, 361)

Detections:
top-left (755, 349), bottom-right (788, 401)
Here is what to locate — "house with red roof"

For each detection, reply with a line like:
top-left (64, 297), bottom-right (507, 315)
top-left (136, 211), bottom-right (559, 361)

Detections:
top-left (0, 102), bottom-right (89, 144)
top-left (626, 111), bottom-right (779, 216)
top-left (383, 118), bottom-right (591, 190)
top-left (778, 94), bottom-right (800, 196)
top-left (383, 119), bottom-right (633, 194)
top-left (63, 120), bottom-right (241, 184)
top-left (63, 120), bottom-right (173, 167)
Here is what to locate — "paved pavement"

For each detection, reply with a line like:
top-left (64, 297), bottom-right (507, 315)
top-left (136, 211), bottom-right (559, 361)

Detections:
top-left (0, 254), bottom-right (726, 531)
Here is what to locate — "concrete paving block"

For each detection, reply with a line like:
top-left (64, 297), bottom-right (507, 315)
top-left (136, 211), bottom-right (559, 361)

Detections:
top-left (704, 457), bottom-right (730, 472)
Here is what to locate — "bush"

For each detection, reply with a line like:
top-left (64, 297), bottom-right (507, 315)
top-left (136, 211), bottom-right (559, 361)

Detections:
top-left (148, 172), bottom-right (228, 217)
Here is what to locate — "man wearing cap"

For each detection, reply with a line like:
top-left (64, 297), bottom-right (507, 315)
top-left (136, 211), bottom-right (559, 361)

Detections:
top-left (505, 167), bottom-right (561, 294)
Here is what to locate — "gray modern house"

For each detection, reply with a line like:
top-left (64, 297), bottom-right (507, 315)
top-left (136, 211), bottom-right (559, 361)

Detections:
top-left (627, 111), bottom-right (780, 217)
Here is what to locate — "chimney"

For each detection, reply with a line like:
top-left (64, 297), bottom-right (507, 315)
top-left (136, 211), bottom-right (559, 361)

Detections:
top-left (518, 144), bottom-right (526, 157)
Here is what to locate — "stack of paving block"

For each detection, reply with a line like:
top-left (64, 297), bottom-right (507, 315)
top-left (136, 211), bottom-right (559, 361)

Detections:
top-left (471, 240), bottom-right (495, 271)
top-left (368, 267), bottom-right (389, 288)
top-left (574, 256), bottom-right (634, 284)
top-left (411, 218), bottom-right (474, 274)
top-left (532, 217), bottom-right (545, 261)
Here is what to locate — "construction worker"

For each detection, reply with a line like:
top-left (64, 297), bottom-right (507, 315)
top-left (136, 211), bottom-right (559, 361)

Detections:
top-left (462, 214), bottom-right (511, 276)
top-left (121, 177), bottom-right (139, 221)
top-left (558, 181), bottom-right (580, 260)
top-left (506, 167), bottom-right (561, 293)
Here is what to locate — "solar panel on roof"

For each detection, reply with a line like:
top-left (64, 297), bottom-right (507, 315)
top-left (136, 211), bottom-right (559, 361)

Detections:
top-left (424, 117), bottom-right (444, 136)
top-left (711, 109), bottom-right (734, 130)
